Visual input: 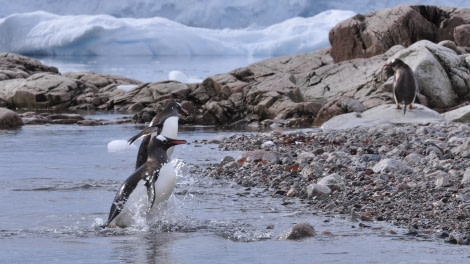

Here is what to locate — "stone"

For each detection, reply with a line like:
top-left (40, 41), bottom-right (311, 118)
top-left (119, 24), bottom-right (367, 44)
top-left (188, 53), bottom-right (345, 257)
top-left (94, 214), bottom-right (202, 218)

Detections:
top-left (0, 52), bottom-right (58, 80)
top-left (372, 158), bottom-right (412, 174)
top-left (236, 150), bottom-right (288, 165)
top-left (306, 183), bottom-right (331, 198)
top-left (300, 161), bottom-right (324, 179)
top-left (277, 222), bottom-right (315, 240)
top-left (317, 173), bottom-right (345, 191)
top-left (392, 40), bottom-right (463, 108)
top-left (329, 5), bottom-right (470, 62)
top-left (442, 104), bottom-right (470, 123)
top-left (313, 96), bottom-right (367, 126)
top-left (0, 107), bottom-right (23, 129)
top-left (321, 104), bottom-right (445, 130)
top-left (454, 24), bottom-right (470, 47)
top-left (462, 168), bottom-right (470, 185)
top-left (426, 170), bottom-right (452, 187)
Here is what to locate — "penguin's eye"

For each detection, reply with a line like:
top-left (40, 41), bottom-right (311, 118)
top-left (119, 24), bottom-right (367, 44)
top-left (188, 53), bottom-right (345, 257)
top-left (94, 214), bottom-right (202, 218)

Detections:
top-left (162, 139), bottom-right (168, 144)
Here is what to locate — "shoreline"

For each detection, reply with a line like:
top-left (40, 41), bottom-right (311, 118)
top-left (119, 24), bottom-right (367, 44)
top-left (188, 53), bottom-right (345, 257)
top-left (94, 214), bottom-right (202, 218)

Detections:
top-left (200, 121), bottom-right (470, 245)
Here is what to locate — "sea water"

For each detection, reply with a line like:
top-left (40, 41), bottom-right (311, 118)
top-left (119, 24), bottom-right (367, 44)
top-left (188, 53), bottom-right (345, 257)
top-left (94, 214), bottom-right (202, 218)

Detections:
top-left (32, 55), bottom-right (268, 83)
top-left (0, 119), bottom-right (469, 263)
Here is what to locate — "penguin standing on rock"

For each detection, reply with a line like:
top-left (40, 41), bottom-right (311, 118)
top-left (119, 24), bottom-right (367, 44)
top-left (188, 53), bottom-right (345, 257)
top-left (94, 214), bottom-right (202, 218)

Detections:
top-left (129, 101), bottom-right (189, 169)
top-left (103, 134), bottom-right (187, 228)
top-left (385, 58), bottom-right (418, 115)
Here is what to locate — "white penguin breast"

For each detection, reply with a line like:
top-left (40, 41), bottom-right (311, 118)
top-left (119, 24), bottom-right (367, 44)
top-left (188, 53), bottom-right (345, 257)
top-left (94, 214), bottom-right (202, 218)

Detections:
top-left (153, 162), bottom-right (177, 207)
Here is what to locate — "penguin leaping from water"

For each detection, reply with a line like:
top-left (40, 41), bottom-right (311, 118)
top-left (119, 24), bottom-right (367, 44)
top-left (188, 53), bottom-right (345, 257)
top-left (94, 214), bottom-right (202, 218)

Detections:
top-left (385, 58), bottom-right (418, 115)
top-left (103, 134), bottom-right (187, 228)
top-left (129, 101), bottom-right (189, 170)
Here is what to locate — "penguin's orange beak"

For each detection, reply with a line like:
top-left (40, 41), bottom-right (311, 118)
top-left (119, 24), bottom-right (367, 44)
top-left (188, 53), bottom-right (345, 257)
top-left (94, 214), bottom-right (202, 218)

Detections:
top-left (168, 139), bottom-right (187, 146)
top-left (180, 107), bottom-right (189, 117)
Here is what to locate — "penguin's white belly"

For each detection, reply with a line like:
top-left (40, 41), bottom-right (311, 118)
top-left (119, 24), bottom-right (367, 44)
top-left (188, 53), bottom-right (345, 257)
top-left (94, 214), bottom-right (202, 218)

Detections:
top-left (160, 116), bottom-right (179, 157)
top-left (110, 181), bottom-right (150, 228)
top-left (152, 162), bottom-right (177, 208)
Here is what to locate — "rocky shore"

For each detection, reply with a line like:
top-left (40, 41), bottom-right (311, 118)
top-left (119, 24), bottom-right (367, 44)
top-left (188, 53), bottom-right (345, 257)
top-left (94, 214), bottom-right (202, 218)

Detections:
top-left (3, 5), bottom-right (470, 130)
top-left (201, 121), bottom-right (470, 245)
top-left (1, 4), bottom-right (470, 244)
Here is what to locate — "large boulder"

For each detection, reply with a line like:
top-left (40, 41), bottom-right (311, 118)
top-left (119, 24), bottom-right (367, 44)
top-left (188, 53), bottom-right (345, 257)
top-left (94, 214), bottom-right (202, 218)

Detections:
top-left (391, 40), bottom-right (468, 109)
top-left (321, 104), bottom-right (445, 130)
top-left (0, 73), bottom-right (80, 110)
top-left (63, 72), bottom-right (142, 88)
top-left (0, 52), bottom-right (58, 80)
top-left (0, 107), bottom-right (23, 129)
top-left (329, 5), bottom-right (470, 62)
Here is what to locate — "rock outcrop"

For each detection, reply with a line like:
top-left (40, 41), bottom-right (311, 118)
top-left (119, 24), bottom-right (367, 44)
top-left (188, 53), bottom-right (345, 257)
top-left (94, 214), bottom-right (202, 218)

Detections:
top-left (2, 5), bottom-right (470, 127)
top-left (329, 5), bottom-right (470, 62)
top-left (0, 107), bottom-right (23, 129)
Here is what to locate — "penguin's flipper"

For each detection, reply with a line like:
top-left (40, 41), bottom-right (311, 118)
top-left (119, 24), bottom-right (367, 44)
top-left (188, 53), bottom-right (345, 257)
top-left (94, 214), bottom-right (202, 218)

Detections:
top-left (146, 179), bottom-right (156, 211)
top-left (102, 201), bottom-right (123, 228)
top-left (103, 171), bottom-right (141, 228)
top-left (128, 126), bottom-right (161, 144)
top-left (135, 135), bottom-right (151, 170)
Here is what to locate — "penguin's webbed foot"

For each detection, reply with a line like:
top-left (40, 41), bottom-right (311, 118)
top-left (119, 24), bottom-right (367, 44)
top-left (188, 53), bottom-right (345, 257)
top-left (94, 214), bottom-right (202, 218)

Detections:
top-left (408, 104), bottom-right (416, 109)
top-left (394, 104), bottom-right (402, 110)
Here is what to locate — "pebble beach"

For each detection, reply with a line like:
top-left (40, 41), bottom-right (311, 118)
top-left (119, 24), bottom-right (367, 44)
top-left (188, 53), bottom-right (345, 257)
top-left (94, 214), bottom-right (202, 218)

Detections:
top-left (202, 121), bottom-right (470, 245)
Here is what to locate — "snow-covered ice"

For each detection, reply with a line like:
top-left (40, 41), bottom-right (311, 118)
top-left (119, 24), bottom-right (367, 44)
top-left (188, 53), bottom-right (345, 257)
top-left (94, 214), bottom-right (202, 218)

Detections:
top-left (0, 10), bottom-right (354, 57)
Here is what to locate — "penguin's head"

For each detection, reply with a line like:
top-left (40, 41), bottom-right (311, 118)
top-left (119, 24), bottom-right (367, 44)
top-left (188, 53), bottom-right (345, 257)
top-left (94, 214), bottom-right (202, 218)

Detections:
top-left (385, 58), bottom-right (405, 69)
top-left (153, 135), bottom-right (187, 150)
top-left (174, 102), bottom-right (189, 117)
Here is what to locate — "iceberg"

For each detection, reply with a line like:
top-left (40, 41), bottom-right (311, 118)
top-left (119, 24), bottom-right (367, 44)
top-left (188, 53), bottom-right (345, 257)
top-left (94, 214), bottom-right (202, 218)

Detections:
top-left (0, 10), bottom-right (355, 57)
top-left (2, 0), bottom-right (470, 29)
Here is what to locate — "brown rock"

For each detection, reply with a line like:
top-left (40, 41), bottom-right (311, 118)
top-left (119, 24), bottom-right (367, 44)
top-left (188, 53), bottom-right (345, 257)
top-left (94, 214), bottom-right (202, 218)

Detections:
top-left (0, 52), bottom-right (58, 80)
top-left (454, 24), bottom-right (470, 47)
top-left (0, 108), bottom-right (23, 129)
top-left (278, 222), bottom-right (315, 240)
top-left (329, 5), bottom-right (470, 62)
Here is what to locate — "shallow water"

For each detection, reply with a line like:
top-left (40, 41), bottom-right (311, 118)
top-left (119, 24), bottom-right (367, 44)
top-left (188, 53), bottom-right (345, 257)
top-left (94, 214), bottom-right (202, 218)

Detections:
top-left (1, 114), bottom-right (470, 263)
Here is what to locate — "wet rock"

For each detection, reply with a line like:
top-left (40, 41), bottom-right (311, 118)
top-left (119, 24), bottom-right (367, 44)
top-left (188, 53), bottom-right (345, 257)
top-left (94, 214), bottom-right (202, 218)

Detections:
top-left (278, 222), bottom-right (315, 240)
top-left (220, 156), bottom-right (235, 166)
top-left (0, 107), bottom-right (23, 129)
top-left (445, 232), bottom-right (468, 245)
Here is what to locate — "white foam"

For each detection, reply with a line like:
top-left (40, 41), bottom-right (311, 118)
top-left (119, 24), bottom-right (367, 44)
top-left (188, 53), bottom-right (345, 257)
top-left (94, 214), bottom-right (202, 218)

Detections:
top-left (107, 139), bottom-right (137, 152)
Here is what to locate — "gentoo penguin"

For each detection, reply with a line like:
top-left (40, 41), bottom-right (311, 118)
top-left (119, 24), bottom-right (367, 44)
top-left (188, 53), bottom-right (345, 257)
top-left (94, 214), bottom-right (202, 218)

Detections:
top-left (103, 134), bottom-right (187, 228)
top-left (129, 101), bottom-right (189, 169)
top-left (385, 58), bottom-right (418, 115)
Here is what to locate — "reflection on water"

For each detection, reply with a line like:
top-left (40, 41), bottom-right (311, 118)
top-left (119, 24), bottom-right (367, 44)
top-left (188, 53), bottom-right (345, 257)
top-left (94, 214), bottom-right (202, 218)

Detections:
top-left (1, 120), bottom-right (470, 263)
